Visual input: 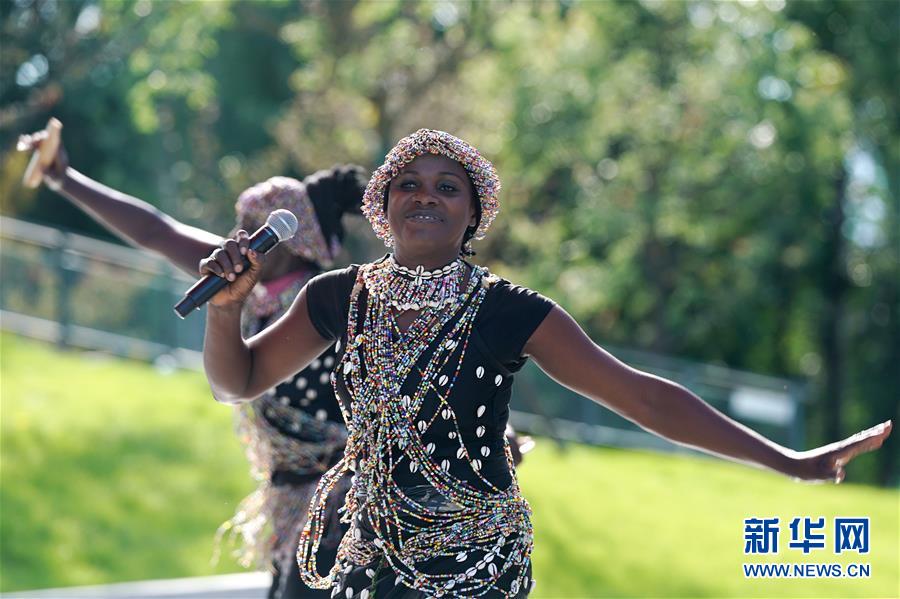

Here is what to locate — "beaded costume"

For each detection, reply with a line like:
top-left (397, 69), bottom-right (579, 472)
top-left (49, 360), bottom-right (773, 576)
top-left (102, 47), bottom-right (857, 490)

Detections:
top-left (298, 260), bottom-right (554, 598)
top-left (292, 129), bottom-right (549, 597)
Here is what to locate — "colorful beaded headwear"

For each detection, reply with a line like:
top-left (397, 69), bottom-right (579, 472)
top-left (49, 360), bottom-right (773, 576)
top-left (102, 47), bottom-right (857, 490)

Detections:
top-left (361, 129), bottom-right (501, 247)
top-left (234, 176), bottom-right (339, 267)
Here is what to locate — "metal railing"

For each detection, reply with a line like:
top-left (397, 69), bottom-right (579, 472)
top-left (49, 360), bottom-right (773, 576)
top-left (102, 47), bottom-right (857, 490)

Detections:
top-left (1, 215), bottom-right (204, 366)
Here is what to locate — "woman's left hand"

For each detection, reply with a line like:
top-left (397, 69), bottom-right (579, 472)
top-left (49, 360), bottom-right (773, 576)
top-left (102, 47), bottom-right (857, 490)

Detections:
top-left (17, 126), bottom-right (69, 190)
top-left (787, 420), bottom-right (892, 483)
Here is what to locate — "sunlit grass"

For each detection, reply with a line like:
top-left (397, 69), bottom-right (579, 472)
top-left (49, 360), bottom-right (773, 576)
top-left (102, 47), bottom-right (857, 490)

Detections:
top-left (521, 443), bottom-right (898, 598)
top-left (2, 333), bottom-right (897, 597)
top-left (0, 333), bottom-right (254, 591)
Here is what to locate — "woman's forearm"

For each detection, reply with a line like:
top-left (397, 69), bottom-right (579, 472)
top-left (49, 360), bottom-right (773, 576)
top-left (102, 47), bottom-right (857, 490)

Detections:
top-left (57, 168), bottom-right (220, 274)
top-left (528, 308), bottom-right (803, 477)
top-left (203, 303), bottom-right (254, 403)
top-left (530, 306), bottom-right (889, 484)
top-left (60, 168), bottom-right (177, 249)
top-left (639, 375), bottom-right (795, 475)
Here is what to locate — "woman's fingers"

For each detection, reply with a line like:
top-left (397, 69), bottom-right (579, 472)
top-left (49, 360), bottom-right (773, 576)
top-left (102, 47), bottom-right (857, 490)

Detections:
top-left (840, 420), bottom-right (892, 459)
top-left (198, 236), bottom-right (264, 308)
top-left (199, 249), bottom-right (226, 278)
top-left (199, 240), bottom-right (256, 281)
top-left (806, 420), bottom-right (892, 483)
top-left (246, 248), bottom-right (260, 269)
top-left (236, 229), bottom-right (250, 257)
top-left (216, 245), bottom-right (239, 281)
top-left (18, 128), bottom-right (68, 188)
top-left (222, 237), bottom-right (243, 277)
top-left (16, 130), bottom-right (48, 152)
top-left (834, 420), bottom-right (891, 467)
top-left (199, 246), bottom-right (239, 279)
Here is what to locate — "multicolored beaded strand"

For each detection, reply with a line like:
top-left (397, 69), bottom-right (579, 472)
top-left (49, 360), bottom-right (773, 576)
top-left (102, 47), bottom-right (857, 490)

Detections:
top-left (297, 258), bottom-right (533, 597)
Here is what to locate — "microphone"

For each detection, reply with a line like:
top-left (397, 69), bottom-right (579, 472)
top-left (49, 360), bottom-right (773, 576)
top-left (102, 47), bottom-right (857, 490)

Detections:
top-left (173, 209), bottom-right (299, 318)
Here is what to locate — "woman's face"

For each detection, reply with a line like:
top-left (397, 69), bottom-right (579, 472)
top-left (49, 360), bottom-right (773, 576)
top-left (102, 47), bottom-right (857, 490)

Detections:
top-left (385, 154), bottom-right (477, 257)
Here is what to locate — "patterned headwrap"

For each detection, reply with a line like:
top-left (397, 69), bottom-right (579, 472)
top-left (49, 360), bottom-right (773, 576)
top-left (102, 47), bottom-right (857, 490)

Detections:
top-left (361, 129), bottom-right (501, 247)
top-left (234, 176), bottom-right (339, 267)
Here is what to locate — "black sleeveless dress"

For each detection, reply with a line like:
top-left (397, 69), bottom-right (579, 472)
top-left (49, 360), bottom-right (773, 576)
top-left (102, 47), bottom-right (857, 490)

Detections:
top-left (303, 262), bottom-right (553, 598)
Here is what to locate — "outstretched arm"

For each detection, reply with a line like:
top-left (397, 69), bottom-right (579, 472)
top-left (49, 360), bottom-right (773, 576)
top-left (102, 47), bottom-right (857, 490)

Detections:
top-left (19, 127), bottom-right (222, 276)
top-left (200, 232), bottom-right (331, 403)
top-left (525, 306), bottom-right (891, 482)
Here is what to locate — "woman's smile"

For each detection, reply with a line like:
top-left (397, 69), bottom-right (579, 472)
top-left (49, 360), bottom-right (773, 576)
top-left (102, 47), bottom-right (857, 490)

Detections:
top-left (405, 208), bottom-right (444, 223)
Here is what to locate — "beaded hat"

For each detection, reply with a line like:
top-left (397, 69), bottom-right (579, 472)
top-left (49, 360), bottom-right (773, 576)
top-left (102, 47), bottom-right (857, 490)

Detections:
top-left (361, 129), bottom-right (501, 247)
top-left (234, 176), bottom-right (338, 267)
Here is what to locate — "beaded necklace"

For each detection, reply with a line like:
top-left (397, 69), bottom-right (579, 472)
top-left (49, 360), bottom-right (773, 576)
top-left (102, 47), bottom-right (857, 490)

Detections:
top-left (370, 255), bottom-right (464, 312)
top-left (297, 258), bottom-right (533, 598)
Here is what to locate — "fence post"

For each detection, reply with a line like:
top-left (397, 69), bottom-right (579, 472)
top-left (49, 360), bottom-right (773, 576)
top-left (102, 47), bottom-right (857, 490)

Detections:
top-left (52, 231), bottom-right (74, 349)
top-left (161, 262), bottom-right (178, 354)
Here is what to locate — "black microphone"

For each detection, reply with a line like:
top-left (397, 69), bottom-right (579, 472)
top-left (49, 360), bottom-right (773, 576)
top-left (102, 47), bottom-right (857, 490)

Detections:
top-left (173, 209), bottom-right (299, 318)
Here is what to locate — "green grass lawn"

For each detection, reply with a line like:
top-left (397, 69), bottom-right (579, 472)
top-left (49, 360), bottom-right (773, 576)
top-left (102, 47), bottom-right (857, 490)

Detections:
top-left (0, 333), bottom-right (254, 591)
top-left (2, 333), bottom-right (897, 597)
top-left (521, 445), bottom-right (898, 598)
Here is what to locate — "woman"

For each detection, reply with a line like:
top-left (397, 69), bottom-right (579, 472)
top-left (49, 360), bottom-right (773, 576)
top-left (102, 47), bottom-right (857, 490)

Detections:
top-left (199, 129), bottom-right (891, 598)
top-left (19, 126), bottom-right (368, 598)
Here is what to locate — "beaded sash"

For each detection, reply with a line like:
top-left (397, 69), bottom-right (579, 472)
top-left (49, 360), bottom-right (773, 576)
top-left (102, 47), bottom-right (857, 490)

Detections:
top-left (297, 260), bottom-right (533, 597)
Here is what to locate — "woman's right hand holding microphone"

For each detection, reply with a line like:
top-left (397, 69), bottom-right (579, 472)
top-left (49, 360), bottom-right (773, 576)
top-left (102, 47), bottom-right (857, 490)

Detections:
top-left (198, 229), bottom-right (264, 308)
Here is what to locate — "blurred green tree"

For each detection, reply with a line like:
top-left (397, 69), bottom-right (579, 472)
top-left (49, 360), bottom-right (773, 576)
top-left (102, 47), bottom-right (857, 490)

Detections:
top-left (785, 0), bottom-right (899, 482)
top-left (480, 0), bottom-right (896, 483)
